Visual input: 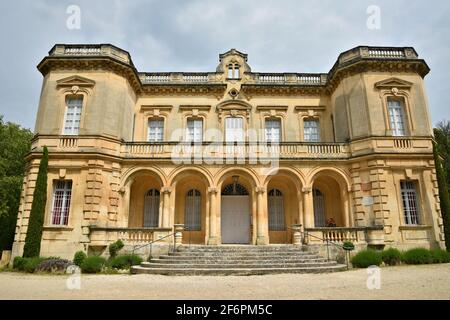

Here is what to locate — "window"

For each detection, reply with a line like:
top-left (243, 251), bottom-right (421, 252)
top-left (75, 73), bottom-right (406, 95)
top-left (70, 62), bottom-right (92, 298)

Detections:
top-left (144, 189), bottom-right (160, 227)
top-left (400, 181), bottom-right (420, 225)
top-left (304, 119), bottom-right (320, 142)
top-left (227, 64), bottom-right (240, 79)
top-left (268, 189), bottom-right (285, 231)
top-left (185, 189), bottom-right (201, 231)
top-left (265, 119), bottom-right (281, 143)
top-left (186, 118), bottom-right (203, 142)
top-left (148, 119), bottom-right (164, 142)
top-left (63, 96), bottom-right (83, 135)
top-left (313, 188), bottom-right (326, 227)
top-left (225, 117), bottom-right (244, 142)
top-left (388, 99), bottom-right (407, 136)
top-left (51, 180), bottom-right (72, 226)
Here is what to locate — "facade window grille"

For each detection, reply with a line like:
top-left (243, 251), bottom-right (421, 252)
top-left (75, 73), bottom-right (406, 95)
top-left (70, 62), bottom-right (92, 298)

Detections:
top-left (400, 181), bottom-right (421, 225)
top-left (51, 180), bottom-right (72, 226)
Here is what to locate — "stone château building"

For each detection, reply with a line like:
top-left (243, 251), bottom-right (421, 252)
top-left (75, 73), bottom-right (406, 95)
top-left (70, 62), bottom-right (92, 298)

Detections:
top-left (11, 44), bottom-right (445, 260)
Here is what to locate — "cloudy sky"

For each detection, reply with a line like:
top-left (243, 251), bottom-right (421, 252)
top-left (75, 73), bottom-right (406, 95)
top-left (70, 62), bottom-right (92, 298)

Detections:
top-left (0, 0), bottom-right (449, 130)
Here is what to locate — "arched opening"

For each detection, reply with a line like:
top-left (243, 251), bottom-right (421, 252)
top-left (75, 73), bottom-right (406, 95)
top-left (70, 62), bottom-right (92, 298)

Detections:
top-left (172, 169), bottom-right (210, 244)
top-left (219, 174), bottom-right (253, 244)
top-left (128, 172), bottom-right (163, 228)
top-left (266, 172), bottom-right (301, 244)
top-left (311, 171), bottom-right (349, 228)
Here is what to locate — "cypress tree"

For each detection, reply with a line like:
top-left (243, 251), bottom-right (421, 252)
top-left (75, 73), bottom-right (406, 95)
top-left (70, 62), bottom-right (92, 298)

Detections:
top-left (433, 141), bottom-right (450, 251)
top-left (23, 146), bottom-right (48, 258)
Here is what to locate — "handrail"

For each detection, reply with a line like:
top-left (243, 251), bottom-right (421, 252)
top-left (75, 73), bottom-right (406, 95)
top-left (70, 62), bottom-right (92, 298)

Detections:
top-left (132, 232), bottom-right (176, 259)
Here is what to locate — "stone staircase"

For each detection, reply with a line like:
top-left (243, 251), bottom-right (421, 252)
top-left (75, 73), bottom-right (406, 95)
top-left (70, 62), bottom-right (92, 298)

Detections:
top-left (131, 245), bottom-right (347, 275)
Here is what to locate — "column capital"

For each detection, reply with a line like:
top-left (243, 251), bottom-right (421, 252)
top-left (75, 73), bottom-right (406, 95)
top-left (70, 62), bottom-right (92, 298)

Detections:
top-left (208, 187), bottom-right (219, 194)
top-left (255, 186), bottom-right (266, 194)
top-left (161, 186), bottom-right (172, 194)
top-left (302, 187), bottom-right (312, 194)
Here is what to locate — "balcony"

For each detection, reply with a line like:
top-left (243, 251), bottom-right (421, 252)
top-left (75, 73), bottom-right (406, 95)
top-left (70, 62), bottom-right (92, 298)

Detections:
top-left (49, 44), bottom-right (133, 66)
top-left (30, 135), bottom-right (433, 161)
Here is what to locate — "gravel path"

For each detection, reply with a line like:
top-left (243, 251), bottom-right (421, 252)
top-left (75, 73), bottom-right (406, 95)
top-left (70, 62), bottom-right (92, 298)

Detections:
top-left (0, 264), bottom-right (449, 300)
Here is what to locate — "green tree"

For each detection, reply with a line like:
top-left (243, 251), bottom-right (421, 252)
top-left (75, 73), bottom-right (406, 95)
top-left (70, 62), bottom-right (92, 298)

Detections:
top-left (22, 146), bottom-right (48, 258)
top-left (0, 116), bottom-right (33, 254)
top-left (433, 141), bottom-right (450, 251)
top-left (434, 120), bottom-right (450, 188)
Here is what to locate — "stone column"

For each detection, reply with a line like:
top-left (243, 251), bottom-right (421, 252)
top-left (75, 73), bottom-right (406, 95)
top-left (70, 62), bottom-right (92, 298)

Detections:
top-left (303, 187), bottom-right (314, 228)
top-left (256, 187), bottom-right (269, 245)
top-left (342, 187), bottom-right (350, 227)
top-left (161, 187), bottom-right (172, 228)
top-left (207, 187), bottom-right (219, 245)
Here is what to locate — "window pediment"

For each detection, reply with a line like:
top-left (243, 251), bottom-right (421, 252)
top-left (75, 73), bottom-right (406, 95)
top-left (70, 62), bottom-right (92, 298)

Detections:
top-left (374, 78), bottom-right (413, 89)
top-left (56, 75), bottom-right (96, 89)
top-left (216, 100), bottom-right (252, 122)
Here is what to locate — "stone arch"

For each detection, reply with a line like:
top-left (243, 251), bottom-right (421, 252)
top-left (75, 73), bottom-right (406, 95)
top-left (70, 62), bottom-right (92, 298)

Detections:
top-left (307, 166), bottom-right (351, 190)
top-left (262, 166), bottom-right (305, 190)
top-left (168, 165), bottom-right (213, 187)
top-left (215, 166), bottom-right (260, 189)
top-left (120, 166), bottom-right (167, 189)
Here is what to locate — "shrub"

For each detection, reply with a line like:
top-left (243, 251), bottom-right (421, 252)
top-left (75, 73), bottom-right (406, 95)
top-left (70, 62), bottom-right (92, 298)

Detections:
top-left (351, 249), bottom-right (382, 268)
top-left (381, 248), bottom-right (402, 266)
top-left (35, 258), bottom-right (73, 273)
top-left (73, 251), bottom-right (87, 267)
top-left (110, 254), bottom-right (143, 270)
top-left (430, 249), bottom-right (450, 264)
top-left (23, 147), bottom-right (48, 258)
top-left (402, 248), bottom-right (433, 265)
top-left (108, 240), bottom-right (124, 259)
top-left (13, 256), bottom-right (26, 270)
top-left (80, 256), bottom-right (106, 274)
top-left (22, 257), bottom-right (46, 273)
top-left (343, 241), bottom-right (355, 251)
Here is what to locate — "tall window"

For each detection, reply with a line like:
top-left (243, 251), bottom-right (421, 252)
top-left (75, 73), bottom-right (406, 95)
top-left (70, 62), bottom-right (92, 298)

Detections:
top-left (265, 119), bottom-right (281, 143)
top-left (313, 188), bottom-right (326, 227)
top-left (63, 96), bottom-right (83, 135)
top-left (225, 117), bottom-right (244, 142)
top-left (268, 189), bottom-right (285, 231)
top-left (388, 99), bottom-right (407, 136)
top-left (304, 119), bottom-right (320, 142)
top-left (51, 180), bottom-right (72, 226)
top-left (148, 119), bottom-right (164, 142)
top-left (186, 118), bottom-right (203, 142)
top-left (400, 181), bottom-right (420, 225)
top-left (144, 189), bottom-right (160, 227)
top-left (185, 189), bottom-right (201, 231)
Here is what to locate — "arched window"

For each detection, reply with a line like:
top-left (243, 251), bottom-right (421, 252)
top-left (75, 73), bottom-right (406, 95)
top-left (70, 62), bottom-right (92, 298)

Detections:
top-left (313, 188), bottom-right (326, 227)
top-left (227, 64), bottom-right (240, 79)
top-left (221, 183), bottom-right (249, 195)
top-left (268, 189), bottom-right (285, 231)
top-left (185, 189), bottom-right (201, 231)
top-left (144, 189), bottom-right (160, 227)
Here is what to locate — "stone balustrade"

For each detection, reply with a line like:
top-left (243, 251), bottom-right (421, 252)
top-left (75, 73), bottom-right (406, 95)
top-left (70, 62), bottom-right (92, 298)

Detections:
top-left (88, 226), bottom-right (172, 246)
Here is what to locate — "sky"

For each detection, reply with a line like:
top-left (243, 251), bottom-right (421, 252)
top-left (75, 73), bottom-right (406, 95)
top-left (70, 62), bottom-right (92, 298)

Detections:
top-left (0, 0), bottom-right (449, 130)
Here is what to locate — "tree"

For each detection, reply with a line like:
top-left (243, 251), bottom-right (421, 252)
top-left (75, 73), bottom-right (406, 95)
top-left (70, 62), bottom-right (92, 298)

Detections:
top-left (433, 141), bottom-right (450, 251)
top-left (0, 116), bottom-right (33, 255)
top-left (22, 146), bottom-right (48, 258)
top-left (434, 120), bottom-right (450, 189)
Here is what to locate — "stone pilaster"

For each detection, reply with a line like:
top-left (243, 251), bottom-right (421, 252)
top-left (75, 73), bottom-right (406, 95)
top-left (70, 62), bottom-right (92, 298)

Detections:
top-left (256, 186), bottom-right (269, 245)
top-left (207, 187), bottom-right (219, 245)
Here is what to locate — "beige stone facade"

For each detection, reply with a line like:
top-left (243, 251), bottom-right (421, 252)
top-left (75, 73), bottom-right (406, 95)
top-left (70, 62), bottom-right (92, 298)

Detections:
top-left (11, 44), bottom-right (445, 259)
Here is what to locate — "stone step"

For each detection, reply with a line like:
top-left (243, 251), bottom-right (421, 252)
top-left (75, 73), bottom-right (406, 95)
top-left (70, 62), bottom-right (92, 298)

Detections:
top-left (140, 262), bottom-right (338, 269)
top-left (131, 265), bottom-right (347, 275)
top-left (151, 258), bottom-right (328, 264)
top-left (180, 245), bottom-right (304, 251)
top-left (167, 252), bottom-right (317, 258)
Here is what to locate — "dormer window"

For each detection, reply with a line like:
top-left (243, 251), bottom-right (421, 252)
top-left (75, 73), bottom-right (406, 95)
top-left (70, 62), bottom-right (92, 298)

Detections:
top-left (227, 64), bottom-right (240, 79)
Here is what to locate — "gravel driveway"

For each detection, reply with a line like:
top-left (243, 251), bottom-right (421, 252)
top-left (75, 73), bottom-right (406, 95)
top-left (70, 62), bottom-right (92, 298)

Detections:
top-left (0, 264), bottom-right (449, 300)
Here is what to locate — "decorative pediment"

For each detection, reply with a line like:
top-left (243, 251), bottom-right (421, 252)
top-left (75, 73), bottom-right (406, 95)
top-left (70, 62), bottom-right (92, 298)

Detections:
top-left (56, 75), bottom-right (96, 88)
top-left (374, 78), bottom-right (413, 89)
top-left (216, 100), bottom-right (252, 122)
